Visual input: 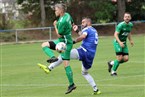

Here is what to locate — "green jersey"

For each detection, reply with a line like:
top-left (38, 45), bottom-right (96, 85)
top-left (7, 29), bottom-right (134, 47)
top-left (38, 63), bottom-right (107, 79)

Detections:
top-left (115, 21), bottom-right (133, 43)
top-left (56, 12), bottom-right (73, 44)
top-left (57, 12), bottom-right (73, 35)
top-left (54, 12), bottom-right (73, 60)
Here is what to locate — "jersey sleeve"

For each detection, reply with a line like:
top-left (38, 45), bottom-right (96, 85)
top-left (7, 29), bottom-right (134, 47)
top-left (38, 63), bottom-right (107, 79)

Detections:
top-left (82, 28), bottom-right (88, 36)
top-left (130, 23), bottom-right (133, 28)
top-left (115, 23), bottom-right (122, 33)
top-left (70, 16), bottom-right (74, 25)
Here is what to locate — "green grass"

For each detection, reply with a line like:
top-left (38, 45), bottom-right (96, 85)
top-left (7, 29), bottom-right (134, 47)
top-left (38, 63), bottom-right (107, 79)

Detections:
top-left (0, 35), bottom-right (144, 97)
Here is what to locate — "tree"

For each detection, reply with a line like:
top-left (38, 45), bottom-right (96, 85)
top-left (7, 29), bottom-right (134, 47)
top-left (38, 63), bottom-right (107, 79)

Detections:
top-left (126, 0), bottom-right (145, 20)
top-left (114, 0), bottom-right (145, 21)
top-left (67, 0), bottom-right (116, 23)
top-left (16, 0), bottom-right (62, 26)
top-left (117, 0), bottom-right (126, 22)
top-left (16, 0), bottom-right (145, 27)
top-left (39, 0), bottom-right (45, 26)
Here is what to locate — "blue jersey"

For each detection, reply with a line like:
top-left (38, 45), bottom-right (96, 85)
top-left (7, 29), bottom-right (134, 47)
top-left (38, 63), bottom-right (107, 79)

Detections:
top-left (81, 26), bottom-right (98, 55)
top-left (77, 26), bottom-right (98, 69)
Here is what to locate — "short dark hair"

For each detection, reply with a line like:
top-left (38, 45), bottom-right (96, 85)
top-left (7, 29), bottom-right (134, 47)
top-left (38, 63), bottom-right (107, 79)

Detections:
top-left (82, 17), bottom-right (92, 23)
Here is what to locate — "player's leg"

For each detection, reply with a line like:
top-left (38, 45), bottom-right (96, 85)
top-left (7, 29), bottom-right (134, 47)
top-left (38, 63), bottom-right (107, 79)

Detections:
top-left (63, 60), bottom-right (76, 94)
top-left (122, 54), bottom-right (129, 62)
top-left (61, 44), bottom-right (76, 94)
top-left (48, 55), bottom-right (63, 70)
top-left (70, 49), bottom-right (79, 60)
top-left (41, 40), bottom-right (58, 63)
top-left (111, 53), bottom-right (128, 76)
top-left (111, 45), bottom-right (129, 74)
top-left (46, 48), bottom-right (79, 72)
top-left (41, 41), bottom-right (55, 58)
top-left (48, 48), bottom-right (79, 70)
top-left (121, 45), bottom-right (129, 63)
top-left (111, 54), bottom-right (123, 76)
top-left (107, 41), bottom-right (119, 72)
top-left (119, 54), bottom-right (129, 64)
top-left (37, 57), bottom-right (62, 74)
top-left (38, 40), bottom-right (60, 73)
top-left (81, 65), bottom-right (101, 95)
top-left (108, 41), bottom-right (123, 76)
top-left (108, 54), bottom-right (128, 68)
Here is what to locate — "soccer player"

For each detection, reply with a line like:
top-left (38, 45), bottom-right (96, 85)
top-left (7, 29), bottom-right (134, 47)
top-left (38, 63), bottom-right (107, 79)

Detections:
top-left (39, 17), bottom-right (101, 95)
top-left (107, 12), bottom-right (134, 76)
top-left (38, 3), bottom-right (76, 94)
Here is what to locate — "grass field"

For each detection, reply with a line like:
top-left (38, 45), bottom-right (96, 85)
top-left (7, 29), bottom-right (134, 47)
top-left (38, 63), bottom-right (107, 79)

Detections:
top-left (0, 35), bottom-right (144, 97)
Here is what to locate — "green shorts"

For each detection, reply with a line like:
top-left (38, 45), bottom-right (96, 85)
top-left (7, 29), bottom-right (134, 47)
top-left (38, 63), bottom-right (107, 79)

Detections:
top-left (113, 40), bottom-right (129, 55)
top-left (54, 38), bottom-right (73, 60)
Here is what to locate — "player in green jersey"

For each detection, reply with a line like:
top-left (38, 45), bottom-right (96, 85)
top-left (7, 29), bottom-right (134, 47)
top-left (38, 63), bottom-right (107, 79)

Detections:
top-left (38, 3), bottom-right (76, 94)
top-left (107, 12), bottom-right (134, 76)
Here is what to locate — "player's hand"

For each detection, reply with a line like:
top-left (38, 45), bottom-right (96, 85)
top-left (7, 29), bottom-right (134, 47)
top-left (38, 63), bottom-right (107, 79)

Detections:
top-left (73, 25), bottom-right (78, 31)
top-left (119, 42), bottom-right (125, 48)
top-left (130, 40), bottom-right (134, 47)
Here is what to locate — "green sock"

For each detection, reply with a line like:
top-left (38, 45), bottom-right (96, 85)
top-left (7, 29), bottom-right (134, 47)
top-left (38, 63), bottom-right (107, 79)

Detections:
top-left (65, 66), bottom-right (74, 86)
top-left (112, 60), bottom-right (119, 71)
top-left (119, 60), bottom-right (125, 64)
top-left (42, 46), bottom-right (54, 58)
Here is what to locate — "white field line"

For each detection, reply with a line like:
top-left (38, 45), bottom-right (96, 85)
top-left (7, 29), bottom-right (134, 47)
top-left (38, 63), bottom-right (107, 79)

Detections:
top-left (0, 74), bottom-right (144, 87)
top-left (95, 61), bottom-right (145, 64)
top-left (0, 84), bottom-right (144, 87)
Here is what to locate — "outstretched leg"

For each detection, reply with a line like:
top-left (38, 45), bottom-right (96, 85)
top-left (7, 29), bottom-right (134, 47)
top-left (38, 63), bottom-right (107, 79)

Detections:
top-left (81, 65), bottom-right (101, 95)
top-left (48, 49), bottom-right (79, 70)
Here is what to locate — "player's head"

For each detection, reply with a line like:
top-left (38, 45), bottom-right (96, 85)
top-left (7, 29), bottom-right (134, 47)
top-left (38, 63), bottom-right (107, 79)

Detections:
top-left (123, 12), bottom-right (131, 23)
top-left (54, 3), bottom-right (66, 17)
top-left (81, 17), bottom-right (92, 29)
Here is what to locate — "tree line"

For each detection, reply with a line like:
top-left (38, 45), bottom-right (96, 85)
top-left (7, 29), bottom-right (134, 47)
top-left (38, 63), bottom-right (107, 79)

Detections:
top-left (1, 0), bottom-right (145, 29)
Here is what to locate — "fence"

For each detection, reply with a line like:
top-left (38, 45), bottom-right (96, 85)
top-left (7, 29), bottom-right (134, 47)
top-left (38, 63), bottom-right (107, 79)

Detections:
top-left (0, 27), bottom-right (55, 43)
top-left (0, 20), bottom-right (145, 44)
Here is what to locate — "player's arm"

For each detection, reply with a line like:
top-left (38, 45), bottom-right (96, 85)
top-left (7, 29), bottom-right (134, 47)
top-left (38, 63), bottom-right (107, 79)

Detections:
top-left (74, 32), bottom-right (87, 43)
top-left (128, 33), bottom-right (134, 46)
top-left (73, 25), bottom-right (81, 35)
top-left (115, 23), bottom-right (125, 48)
top-left (53, 20), bottom-right (62, 38)
top-left (114, 32), bottom-right (125, 48)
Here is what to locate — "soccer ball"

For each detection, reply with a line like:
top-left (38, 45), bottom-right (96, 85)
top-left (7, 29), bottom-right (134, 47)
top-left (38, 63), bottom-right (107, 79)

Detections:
top-left (55, 42), bottom-right (66, 53)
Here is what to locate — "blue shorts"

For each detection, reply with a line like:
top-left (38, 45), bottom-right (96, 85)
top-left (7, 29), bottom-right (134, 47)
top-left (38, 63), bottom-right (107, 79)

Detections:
top-left (77, 47), bottom-right (95, 69)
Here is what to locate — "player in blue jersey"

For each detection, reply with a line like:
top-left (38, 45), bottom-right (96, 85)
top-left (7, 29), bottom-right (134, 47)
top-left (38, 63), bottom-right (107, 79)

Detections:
top-left (39, 17), bottom-right (101, 95)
